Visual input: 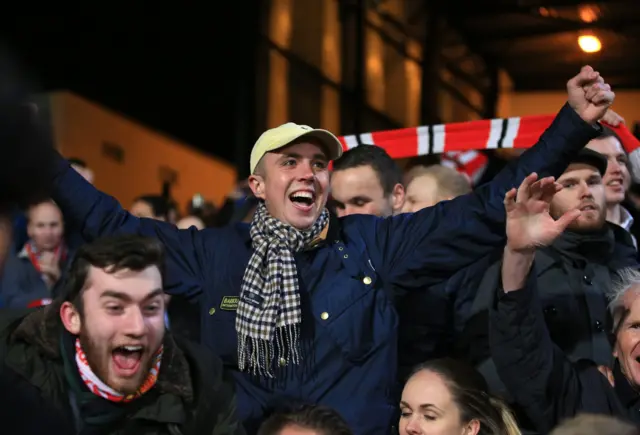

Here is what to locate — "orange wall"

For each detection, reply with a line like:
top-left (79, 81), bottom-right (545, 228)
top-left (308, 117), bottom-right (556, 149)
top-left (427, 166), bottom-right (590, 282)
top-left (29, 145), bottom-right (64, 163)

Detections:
top-left (49, 91), bottom-right (236, 213)
top-left (498, 89), bottom-right (640, 123)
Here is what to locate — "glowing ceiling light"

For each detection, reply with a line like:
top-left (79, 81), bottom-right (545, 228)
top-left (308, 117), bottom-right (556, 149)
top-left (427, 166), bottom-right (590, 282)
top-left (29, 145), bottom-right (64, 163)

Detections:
top-left (578, 35), bottom-right (601, 53)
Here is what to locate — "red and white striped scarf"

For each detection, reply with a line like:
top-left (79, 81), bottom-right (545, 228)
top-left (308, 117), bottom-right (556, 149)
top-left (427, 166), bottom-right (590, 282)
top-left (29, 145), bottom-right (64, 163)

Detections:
top-left (337, 115), bottom-right (640, 184)
top-left (20, 240), bottom-right (67, 276)
top-left (75, 338), bottom-right (163, 403)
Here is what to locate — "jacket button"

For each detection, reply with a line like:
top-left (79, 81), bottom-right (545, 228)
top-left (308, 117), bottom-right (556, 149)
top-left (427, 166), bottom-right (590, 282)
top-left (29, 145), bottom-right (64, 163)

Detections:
top-left (320, 312), bottom-right (329, 320)
top-left (209, 308), bottom-right (216, 315)
top-left (583, 275), bottom-right (592, 285)
top-left (279, 357), bottom-right (287, 367)
top-left (363, 276), bottom-right (372, 285)
top-left (595, 320), bottom-right (604, 331)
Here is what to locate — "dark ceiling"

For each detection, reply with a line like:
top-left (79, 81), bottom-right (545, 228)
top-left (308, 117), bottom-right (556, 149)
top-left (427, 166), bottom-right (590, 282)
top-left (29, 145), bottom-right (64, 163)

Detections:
top-left (440, 0), bottom-right (640, 91)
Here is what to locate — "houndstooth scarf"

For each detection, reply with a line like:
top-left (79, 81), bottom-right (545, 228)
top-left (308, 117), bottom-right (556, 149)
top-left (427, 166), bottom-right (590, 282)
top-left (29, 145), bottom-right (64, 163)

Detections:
top-left (237, 201), bottom-right (329, 377)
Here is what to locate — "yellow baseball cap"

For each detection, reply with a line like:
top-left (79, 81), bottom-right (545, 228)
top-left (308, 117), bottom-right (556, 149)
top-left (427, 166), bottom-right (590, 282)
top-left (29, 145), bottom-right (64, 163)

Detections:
top-left (250, 122), bottom-right (344, 174)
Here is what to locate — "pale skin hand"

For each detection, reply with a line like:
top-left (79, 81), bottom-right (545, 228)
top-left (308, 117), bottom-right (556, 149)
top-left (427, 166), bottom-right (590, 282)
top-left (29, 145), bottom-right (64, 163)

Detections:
top-left (501, 173), bottom-right (581, 292)
top-left (567, 65), bottom-right (615, 124)
top-left (38, 251), bottom-right (61, 286)
top-left (602, 109), bottom-right (625, 127)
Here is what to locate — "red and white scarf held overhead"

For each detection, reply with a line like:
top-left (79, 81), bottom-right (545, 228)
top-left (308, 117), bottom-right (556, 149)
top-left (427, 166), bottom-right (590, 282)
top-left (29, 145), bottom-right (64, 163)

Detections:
top-left (337, 115), bottom-right (640, 185)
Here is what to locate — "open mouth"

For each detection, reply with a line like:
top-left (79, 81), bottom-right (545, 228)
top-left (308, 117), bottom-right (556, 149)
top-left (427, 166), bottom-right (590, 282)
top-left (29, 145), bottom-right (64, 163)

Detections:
top-left (289, 191), bottom-right (316, 210)
top-left (607, 179), bottom-right (624, 188)
top-left (580, 205), bottom-right (597, 211)
top-left (112, 345), bottom-right (144, 376)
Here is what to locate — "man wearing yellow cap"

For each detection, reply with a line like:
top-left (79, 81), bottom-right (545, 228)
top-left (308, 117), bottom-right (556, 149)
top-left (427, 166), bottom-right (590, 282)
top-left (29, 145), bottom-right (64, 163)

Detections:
top-left (34, 67), bottom-right (613, 434)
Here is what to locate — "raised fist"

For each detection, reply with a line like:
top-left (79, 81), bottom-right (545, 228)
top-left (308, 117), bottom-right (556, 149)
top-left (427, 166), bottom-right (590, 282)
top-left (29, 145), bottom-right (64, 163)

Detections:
top-left (567, 66), bottom-right (615, 124)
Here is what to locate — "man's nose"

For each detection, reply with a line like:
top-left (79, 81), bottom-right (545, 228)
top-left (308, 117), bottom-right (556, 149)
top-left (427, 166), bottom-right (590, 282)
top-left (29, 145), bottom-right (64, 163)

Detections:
top-left (123, 308), bottom-right (146, 337)
top-left (608, 158), bottom-right (623, 174)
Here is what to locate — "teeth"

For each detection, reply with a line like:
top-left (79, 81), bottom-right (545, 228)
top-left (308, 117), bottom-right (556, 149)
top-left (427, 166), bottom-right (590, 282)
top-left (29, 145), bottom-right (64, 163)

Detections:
top-left (291, 192), bottom-right (313, 199)
top-left (123, 346), bottom-right (142, 352)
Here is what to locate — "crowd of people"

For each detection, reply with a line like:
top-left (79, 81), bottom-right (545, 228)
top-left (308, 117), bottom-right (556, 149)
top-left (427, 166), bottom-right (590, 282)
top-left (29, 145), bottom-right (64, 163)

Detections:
top-left (0, 63), bottom-right (639, 435)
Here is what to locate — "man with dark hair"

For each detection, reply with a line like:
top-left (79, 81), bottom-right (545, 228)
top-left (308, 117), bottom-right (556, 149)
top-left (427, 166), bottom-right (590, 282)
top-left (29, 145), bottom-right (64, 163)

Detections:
top-left (0, 235), bottom-right (243, 434)
top-left (331, 145), bottom-right (405, 217)
top-left (586, 126), bottom-right (639, 242)
top-left (258, 404), bottom-right (352, 435)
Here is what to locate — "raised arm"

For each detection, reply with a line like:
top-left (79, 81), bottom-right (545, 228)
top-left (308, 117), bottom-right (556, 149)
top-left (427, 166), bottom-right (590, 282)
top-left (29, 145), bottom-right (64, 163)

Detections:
top-left (366, 67), bottom-right (614, 288)
top-left (491, 174), bottom-right (588, 432)
top-left (49, 154), bottom-right (212, 298)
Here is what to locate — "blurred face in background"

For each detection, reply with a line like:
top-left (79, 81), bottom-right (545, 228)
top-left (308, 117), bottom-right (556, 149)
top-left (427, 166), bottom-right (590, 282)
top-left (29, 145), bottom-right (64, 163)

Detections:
top-left (402, 174), bottom-right (440, 213)
top-left (249, 141), bottom-right (330, 230)
top-left (586, 136), bottom-right (630, 206)
top-left (27, 201), bottom-right (64, 251)
top-left (549, 163), bottom-right (606, 232)
top-left (400, 369), bottom-right (479, 435)
top-left (131, 200), bottom-right (165, 221)
top-left (331, 165), bottom-right (403, 217)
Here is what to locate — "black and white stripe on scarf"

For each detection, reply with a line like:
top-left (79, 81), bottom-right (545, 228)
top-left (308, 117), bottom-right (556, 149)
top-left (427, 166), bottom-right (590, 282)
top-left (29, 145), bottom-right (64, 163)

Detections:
top-left (237, 201), bottom-right (329, 377)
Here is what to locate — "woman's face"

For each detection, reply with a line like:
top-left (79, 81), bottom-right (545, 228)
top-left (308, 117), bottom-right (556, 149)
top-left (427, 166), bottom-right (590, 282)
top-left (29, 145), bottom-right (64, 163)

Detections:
top-left (399, 369), bottom-right (478, 435)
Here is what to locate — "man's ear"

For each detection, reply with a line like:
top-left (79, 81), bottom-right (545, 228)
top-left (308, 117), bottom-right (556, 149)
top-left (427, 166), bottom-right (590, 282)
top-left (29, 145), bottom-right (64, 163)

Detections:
top-left (249, 174), bottom-right (266, 200)
top-left (60, 301), bottom-right (81, 335)
top-left (391, 183), bottom-right (406, 214)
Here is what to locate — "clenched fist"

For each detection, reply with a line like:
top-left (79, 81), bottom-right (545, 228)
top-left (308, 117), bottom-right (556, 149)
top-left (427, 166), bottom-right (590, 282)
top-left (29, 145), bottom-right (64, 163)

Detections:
top-left (567, 66), bottom-right (615, 124)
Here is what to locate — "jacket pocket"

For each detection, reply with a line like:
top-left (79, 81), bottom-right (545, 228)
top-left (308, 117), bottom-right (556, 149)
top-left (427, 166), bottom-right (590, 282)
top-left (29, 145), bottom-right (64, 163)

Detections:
top-left (313, 272), bottom-right (395, 363)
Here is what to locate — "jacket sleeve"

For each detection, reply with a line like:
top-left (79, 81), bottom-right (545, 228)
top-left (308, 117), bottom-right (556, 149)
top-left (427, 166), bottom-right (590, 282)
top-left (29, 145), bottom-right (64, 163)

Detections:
top-left (49, 154), bottom-right (213, 299)
top-left (489, 261), bottom-right (584, 433)
top-left (366, 104), bottom-right (600, 289)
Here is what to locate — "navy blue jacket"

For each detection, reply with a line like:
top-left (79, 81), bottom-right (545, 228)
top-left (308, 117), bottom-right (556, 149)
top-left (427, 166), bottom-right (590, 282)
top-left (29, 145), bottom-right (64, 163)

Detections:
top-left (49, 105), bottom-right (599, 434)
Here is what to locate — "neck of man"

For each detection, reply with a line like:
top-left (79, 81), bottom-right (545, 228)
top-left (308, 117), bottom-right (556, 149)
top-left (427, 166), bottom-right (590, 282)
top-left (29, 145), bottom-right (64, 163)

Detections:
top-left (606, 202), bottom-right (623, 226)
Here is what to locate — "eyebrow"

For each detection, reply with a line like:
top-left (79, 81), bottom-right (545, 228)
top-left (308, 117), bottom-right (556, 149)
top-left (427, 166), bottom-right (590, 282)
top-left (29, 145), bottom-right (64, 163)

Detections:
top-left (279, 152), bottom-right (328, 161)
top-left (399, 401), bottom-right (443, 412)
top-left (100, 288), bottom-right (164, 303)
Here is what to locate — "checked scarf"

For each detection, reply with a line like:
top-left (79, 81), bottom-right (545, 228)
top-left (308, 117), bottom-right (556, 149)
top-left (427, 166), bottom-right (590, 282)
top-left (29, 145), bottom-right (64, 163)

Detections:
top-left (237, 201), bottom-right (329, 377)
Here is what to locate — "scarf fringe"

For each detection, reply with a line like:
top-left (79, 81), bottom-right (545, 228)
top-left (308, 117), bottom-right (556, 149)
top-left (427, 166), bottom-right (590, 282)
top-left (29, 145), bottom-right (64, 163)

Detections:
top-left (238, 324), bottom-right (301, 377)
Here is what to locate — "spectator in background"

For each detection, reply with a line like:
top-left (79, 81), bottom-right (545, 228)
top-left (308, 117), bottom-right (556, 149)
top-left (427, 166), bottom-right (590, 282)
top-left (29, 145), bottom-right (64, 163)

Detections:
top-left (0, 82), bottom-right (70, 432)
top-left (402, 165), bottom-right (472, 213)
top-left (550, 414), bottom-right (639, 435)
top-left (1, 199), bottom-right (69, 308)
top-left (130, 194), bottom-right (169, 221)
top-left (331, 145), bottom-right (405, 217)
top-left (177, 215), bottom-right (205, 230)
top-left (585, 126), bottom-right (639, 243)
top-left (399, 359), bottom-right (520, 435)
top-left (258, 404), bottom-right (352, 435)
top-left (68, 158), bottom-right (94, 185)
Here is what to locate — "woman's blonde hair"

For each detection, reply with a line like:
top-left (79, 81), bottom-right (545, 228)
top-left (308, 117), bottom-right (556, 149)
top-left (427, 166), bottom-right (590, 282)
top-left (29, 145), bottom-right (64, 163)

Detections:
top-left (409, 359), bottom-right (521, 435)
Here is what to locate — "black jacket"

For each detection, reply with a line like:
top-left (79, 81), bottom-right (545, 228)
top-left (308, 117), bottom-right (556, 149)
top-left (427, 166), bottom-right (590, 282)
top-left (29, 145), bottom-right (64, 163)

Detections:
top-left (489, 259), bottom-right (640, 433)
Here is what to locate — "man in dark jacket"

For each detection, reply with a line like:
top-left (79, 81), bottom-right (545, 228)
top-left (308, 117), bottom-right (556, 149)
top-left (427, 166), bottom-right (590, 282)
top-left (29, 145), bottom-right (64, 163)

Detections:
top-left (490, 158), bottom-right (640, 431)
top-left (2, 66), bottom-right (615, 434)
top-left (0, 234), bottom-right (243, 435)
top-left (462, 149), bottom-right (638, 397)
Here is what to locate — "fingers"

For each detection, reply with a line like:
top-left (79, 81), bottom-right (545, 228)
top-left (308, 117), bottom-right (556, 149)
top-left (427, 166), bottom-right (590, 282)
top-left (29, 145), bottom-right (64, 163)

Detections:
top-left (602, 109), bottom-right (625, 127)
top-left (529, 177), bottom-right (557, 201)
top-left (516, 173), bottom-right (538, 203)
top-left (504, 188), bottom-right (517, 213)
top-left (555, 209), bottom-right (582, 232)
top-left (584, 82), bottom-right (610, 101)
top-left (567, 66), bottom-right (598, 89)
top-left (592, 89), bottom-right (615, 107)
